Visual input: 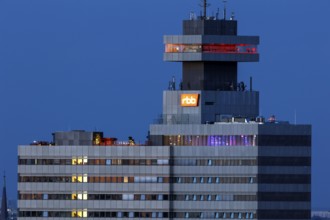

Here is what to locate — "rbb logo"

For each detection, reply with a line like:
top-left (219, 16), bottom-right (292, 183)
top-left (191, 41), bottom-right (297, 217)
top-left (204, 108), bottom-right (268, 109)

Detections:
top-left (181, 94), bottom-right (199, 107)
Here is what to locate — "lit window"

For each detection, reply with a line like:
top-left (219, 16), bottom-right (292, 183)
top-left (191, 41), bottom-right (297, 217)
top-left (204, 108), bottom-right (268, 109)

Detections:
top-left (83, 174), bottom-right (88, 183)
top-left (72, 175), bottom-right (78, 183)
top-left (83, 210), bottom-right (88, 218)
top-left (77, 192), bottom-right (88, 200)
top-left (83, 157), bottom-right (88, 165)
top-left (72, 193), bottom-right (77, 200)
top-left (124, 177), bottom-right (129, 183)
top-left (77, 176), bottom-right (83, 183)
top-left (72, 158), bottom-right (78, 165)
top-left (77, 158), bottom-right (83, 165)
top-left (72, 210), bottom-right (77, 218)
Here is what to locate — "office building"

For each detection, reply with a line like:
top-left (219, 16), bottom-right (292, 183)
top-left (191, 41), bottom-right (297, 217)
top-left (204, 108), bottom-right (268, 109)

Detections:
top-left (18, 2), bottom-right (311, 220)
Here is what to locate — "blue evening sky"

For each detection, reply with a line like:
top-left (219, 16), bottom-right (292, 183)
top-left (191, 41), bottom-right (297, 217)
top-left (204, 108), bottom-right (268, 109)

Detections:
top-left (0, 0), bottom-right (329, 210)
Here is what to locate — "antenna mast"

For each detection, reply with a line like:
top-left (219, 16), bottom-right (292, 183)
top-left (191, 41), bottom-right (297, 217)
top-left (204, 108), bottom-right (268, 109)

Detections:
top-left (223, 0), bottom-right (228, 20)
top-left (200, 0), bottom-right (210, 20)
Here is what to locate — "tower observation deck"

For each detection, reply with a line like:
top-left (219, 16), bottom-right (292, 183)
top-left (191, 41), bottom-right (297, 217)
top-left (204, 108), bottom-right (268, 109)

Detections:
top-left (164, 4), bottom-right (259, 91)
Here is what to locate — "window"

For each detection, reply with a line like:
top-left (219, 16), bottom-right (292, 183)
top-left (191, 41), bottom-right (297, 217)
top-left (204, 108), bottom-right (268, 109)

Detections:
top-left (124, 177), bottom-right (129, 183)
top-left (83, 175), bottom-right (88, 183)
top-left (208, 160), bottom-right (212, 166)
top-left (193, 177), bottom-right (197, 183)
top-left (157, 159), bottom-right (169, 165)
top-left (216, 177), bottom-right (220, 183)
top-left (141, 194), bottom-right (146, 200)
top-left (208, 177), bottom-right (212, 183)
top-left (216, 195), bottom-right (222, 201)
top-left (72, 158), bottom-right (78, 165)
top-left (157, 195), bottom-right (163, 201)
top-left (43, 212), bottom-right (48, 217)
top-left (200, 195), bottom-right (204, 201)
top-left (185, 213), bottom-right (189, 218)
top-left (43, 194), bottom-right (48, 200)
top-left (106, 159), bottom-right (112, 165)
top-left (207, 195), bottom-right (212, 201)
top-left (158, 177), bottom-right (163, 183)
top-left (200, 177), bottom-right (204, 183)
top-left (77, 192), bottom-right (88, 200)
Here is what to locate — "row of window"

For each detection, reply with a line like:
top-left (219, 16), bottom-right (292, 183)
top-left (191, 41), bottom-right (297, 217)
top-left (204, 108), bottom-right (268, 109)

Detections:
top-left (165, 43), bottom-right (258, 54)
top-left (19, 211), bottom-right (256, 219)
top-left (18, 176), bottom-right (256, 184)
top-left (163, 135), bottom-right (256, 147)
top-left (18, 158), bottom-right (257, 166)
top-left (19, 193), bottom-right (257, 202)
top-left (18, 156), bottom-right (311, 166)
top-left (19, 175), bottom-right (311, 184)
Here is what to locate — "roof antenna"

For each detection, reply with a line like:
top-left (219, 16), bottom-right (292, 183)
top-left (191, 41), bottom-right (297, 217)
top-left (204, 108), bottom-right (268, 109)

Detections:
top-left (3, 171), bottom-right (5, 187)
top-left (199, 0), bottom-right (210, 20)
top-left (223, 0), bottom-right (228, 20)
top-left (230, 12), bottom-right (235, 20)
top-left (216, 8), bottom-right (220, 20)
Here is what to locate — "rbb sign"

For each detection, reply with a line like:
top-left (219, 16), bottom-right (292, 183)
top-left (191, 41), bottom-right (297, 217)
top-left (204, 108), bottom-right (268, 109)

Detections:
top-left (181, 94), bottom-right (199, 107)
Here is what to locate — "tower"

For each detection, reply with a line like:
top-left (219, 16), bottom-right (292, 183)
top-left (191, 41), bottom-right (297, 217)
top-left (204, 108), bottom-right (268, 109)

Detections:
top-left (0, 174), bottom-right (8, 220)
